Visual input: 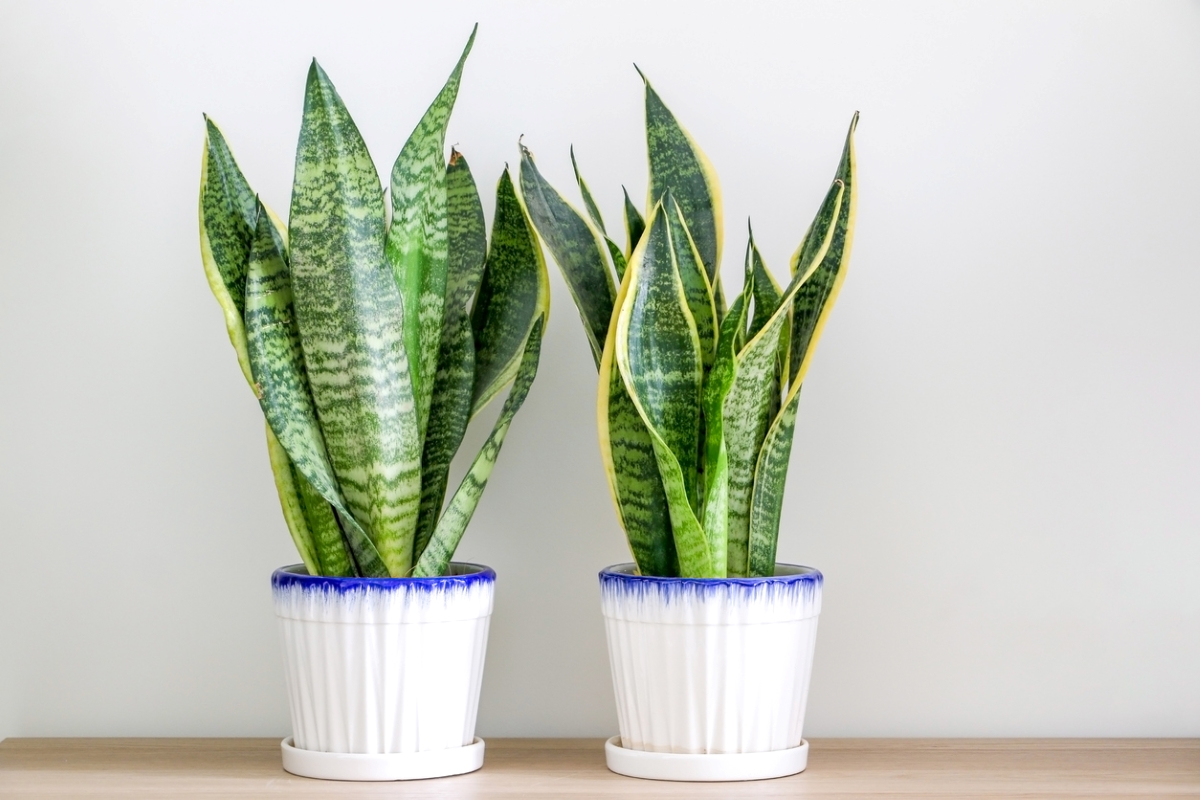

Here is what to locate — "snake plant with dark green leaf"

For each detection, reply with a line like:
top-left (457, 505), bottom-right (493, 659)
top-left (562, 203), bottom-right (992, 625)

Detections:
top-left (198, 27), bottom-right (549, 578)
top-left (520, 71), bottom-right (856, 578)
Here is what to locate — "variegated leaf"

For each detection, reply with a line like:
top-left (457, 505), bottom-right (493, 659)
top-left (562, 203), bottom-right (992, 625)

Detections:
top-left (471, 168), bottom-right (550, 415)
top-left (414, 149), bottom-right (486, 561)
top-left (413, 317), bottom-right (545, 577)
top-left (265, 426), bottom-right (320, 574)
top-left (616, 204), bottom-right (713, 577)
top-left (698, 289), bottom-right (750, 578)
top-left (571, 146), bottom-right (627, 278)
top-left (749, 112), bottom-right (859, 577)
top-left (199, 116), bottom-right (256, 386)
top-left (641, 69), bottom-right (723, 288)
top-left (666, 195), bottom-right (716, 370)
top-left (518, 143), bottom-right (614, 368)
top-left (385, 26), bottom-right (476, 444)
top-left (245, 199), bottom-right (383, 576)
top-left (725, 180), bottom-right (844, 576)
top-left (289, 60), bottom-right (422, 577)
top-left (598, 238), bottom-right (677, 577)
top-left (623, 186), bottom-right (646, 261)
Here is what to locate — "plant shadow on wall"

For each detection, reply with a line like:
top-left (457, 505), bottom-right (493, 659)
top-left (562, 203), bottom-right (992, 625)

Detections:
top-left (519, 68), bottom-right (856, 780)
top-left (198, 25), bottom-right (548, 580)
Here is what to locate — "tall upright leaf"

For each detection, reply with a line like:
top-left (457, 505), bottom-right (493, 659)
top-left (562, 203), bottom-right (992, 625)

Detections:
top-left (598, 237), bottom-right (677, 577)
top-left (471, 169), bottom-right (550, 415)
top-left (665, 195), bottom-right (716, 370)
top-left (265, 426), bottom-right (319, 575)
top-left (519, 144), bottom-right (615, 367)
top-left (288, 60), bottom-right (422, 577)
top-left (199, 116), bottom-right (256, 386)
top-left (749, 113), bottom-right (859, 576)
top-left (616, 204), bottom-right (713, 576)
top-left (641, 69), bottom-right (723, 291)
top-left (245, 200), bottom-right (387, 577)
top-left (414, 318), bottom-right (545, 577)
top-left (725, 180), bottom-right (843, 576)
top-left (414, 150), bottom-right (487, 560)
top-left (571, 146), bottom-right (627, 278)
top-left (385, 27), bottom-right (476, 444)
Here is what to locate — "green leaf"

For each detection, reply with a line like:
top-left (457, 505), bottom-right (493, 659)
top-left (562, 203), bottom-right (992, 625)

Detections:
top-left (749, 112), bottom-right (859, 577)
top-left (598, 248), bottom-right (677, 577)
top-left (385, 26), bottom-right (476, 444)
top-left (615, 204), bottom-right (713, 577)
top-left (640, 69), bottom-right (722, 287)
top-left (413, 317), bottom-right (545, 577)
top-left (698, 289), bottom-right (750, 578)
top-left (265, 425), bottom-right (320, 575)
top-left (746, 389), bottom-right (798, 577)
top-left (665, 195), bottom-right (716, 370)
top-left (198, 116), bottom-right (256, 387)
top-left (288, 60), bottom-right (422, 577)
top-left (622, 186), bottom-right (646, 260)
top-left (724, 181), bottom-right (844, 576)
top-left (518, 143), bottom-right (615, 368)
top-left (571, 146), bottom-right (628, 279)
top-left (471, 168), bottom-right (550, 416)
top-left (245, 200), bottom-right (384, 577)
top-left (414, 150), bottom-right (487, 561)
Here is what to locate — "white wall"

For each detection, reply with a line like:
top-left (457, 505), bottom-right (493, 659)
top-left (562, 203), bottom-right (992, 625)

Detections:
top-left (1, 0), bottom-right (1197, 738)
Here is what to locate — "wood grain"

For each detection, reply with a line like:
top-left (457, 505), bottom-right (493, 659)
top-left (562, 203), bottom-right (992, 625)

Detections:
top-left (1, 737), bottom-right (1197, 799)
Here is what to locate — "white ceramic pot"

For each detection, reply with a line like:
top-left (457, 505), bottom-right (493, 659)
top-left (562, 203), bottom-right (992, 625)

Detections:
top-left (600, 563), bottom-right (822, 781)
top-left (272, 562), bottom-right (494, 781)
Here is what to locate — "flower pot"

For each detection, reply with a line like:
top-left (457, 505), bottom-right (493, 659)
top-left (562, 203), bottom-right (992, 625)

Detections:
top-left (599, 563), bottom-right (822, 782)
top-left (271, 562), bottom-right (494, 781)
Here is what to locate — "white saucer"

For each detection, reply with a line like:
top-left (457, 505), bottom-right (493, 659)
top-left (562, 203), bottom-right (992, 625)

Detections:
top-left (604, 736), bottom-right (808, 782)
top-left (280, 736), bottom-right (485, 781)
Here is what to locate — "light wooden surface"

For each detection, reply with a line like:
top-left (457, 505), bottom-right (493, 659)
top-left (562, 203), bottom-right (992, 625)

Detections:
top-left (1, 737), bottom-right (1197, 798)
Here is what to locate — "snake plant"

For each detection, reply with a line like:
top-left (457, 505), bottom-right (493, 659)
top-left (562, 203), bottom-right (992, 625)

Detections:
top-left (198, 28), bottom-right (549, 578)
top-left (520, 71), bottom-right (856, 578)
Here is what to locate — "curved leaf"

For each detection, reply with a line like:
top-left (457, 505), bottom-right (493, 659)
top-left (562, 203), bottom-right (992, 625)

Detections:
top-left (640, 69), bottom-right (723, 287)
top-left (198, 116), bottom-right (256, 386)
top-left (265, 425), bottom-right (319, 574)
top-left (598, 238), bottom-right (677, 576)
top-left (519, 143), bottom-right (614, 367)
top-left (665, 195), bottom-right (716, 370)
top-left (385, 26), bottom-right (476, 443)
top-left (245, 200), bottom-right (384, 576)
top-left (288, 60), bottom-right (421, 577)
top-left (749, 112), bottom-right (859, 576)
top-left (414, 149), bottom-right (487, 561)
top-left (725, 181), bottom-right (844, 576)
top-left (571, 146), bottom-right (628, 279)
top-left (471, 168), bottom-right (550, 415)
top-left (616, 204), bottom-right (712, 577)
top-left (414, 317), bottom-right (545, 577)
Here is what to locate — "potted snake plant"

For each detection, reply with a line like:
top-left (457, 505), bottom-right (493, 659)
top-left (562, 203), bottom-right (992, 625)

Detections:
top-left (198, 27), bottom-right (549, 781)
top-left (519, 71), bottom-right (856, 781)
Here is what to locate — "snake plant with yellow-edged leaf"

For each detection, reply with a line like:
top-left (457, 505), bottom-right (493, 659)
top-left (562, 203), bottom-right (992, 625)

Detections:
top-left (520, 70), bottom-right (856, 578)
top-left (198, 26), bottom-right (548, 578)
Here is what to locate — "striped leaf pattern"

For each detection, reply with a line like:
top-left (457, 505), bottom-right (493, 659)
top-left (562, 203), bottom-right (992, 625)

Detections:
top-left (414, 150), bottom-right (486, 561)
top-left (747, 114), bottom-right (858, 576)
top-left (289, 61), bottom-right (423, 577)
top-left (533, 69), bottom-right (859, 576)
top-left (571, 146), bottom-right (628, 279)
top-left (199, 32), bottom-right (545, 577)
top-left (518, 144), bottom-right (615, 367)
top-left (615, 205), bottom-right (713, 577)
top-left (471, 169), bottom-right (550, 415)
top-left (414, 317), bottom-right (545, 577)
top-left (386, 27), bottom-right (476, 443)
